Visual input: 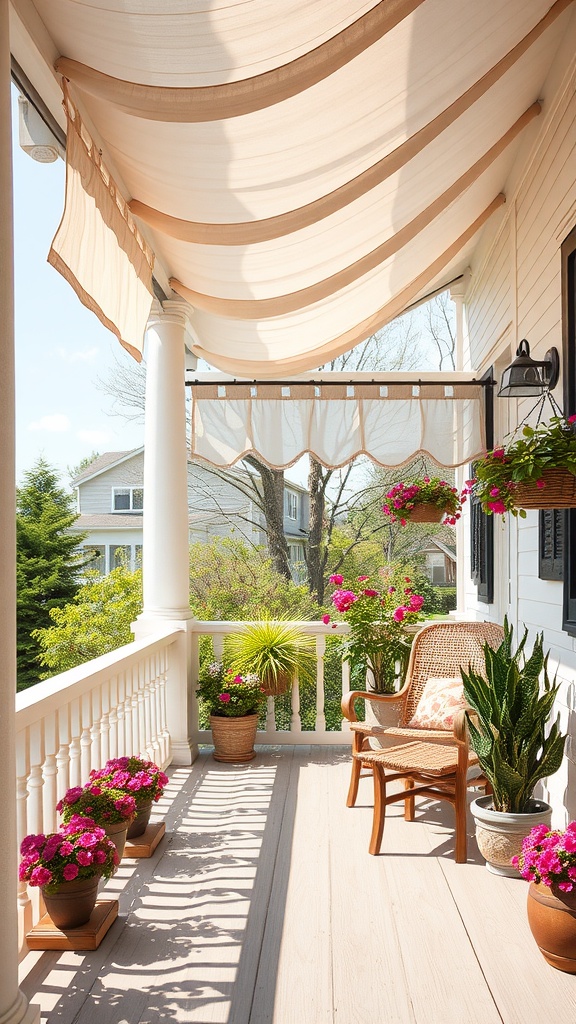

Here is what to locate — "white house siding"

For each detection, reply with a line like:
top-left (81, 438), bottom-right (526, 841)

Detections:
top-left (78, 452), bottom-right (145, 514)
top-left (463, 24), bottom-right (576, 822)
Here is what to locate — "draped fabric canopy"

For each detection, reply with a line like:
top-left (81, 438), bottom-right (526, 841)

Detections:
top-left (16, 0), bottom-right (575, 374)
top-left (190, 378), bottom-right (487, 469)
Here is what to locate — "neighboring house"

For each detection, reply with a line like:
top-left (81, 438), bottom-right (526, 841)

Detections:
top-left (420, 538), bottom-right (456, 587)
top-left (71, 448), bottom-right (309, 577)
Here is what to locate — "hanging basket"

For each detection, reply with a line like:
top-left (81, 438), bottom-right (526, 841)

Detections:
top-left (403, 502), bottom-right (446, 524)
top-left (259, 669), bottom-right (292, 697)
top-left (515, 468), bottom-right (576, 509)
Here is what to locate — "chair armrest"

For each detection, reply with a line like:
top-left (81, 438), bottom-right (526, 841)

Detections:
top-left (452, 708), bottom-right (473, 747)
top-left (341, 689), bottom-right (405, 723)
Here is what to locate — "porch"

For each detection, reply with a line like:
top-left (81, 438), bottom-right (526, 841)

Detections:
top-left (18, 745), bottom-right (576, 1024)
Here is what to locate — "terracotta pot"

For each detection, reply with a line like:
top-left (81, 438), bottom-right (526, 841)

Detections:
top-left (527, 881), bottom-right (576, 972)
top-left (404, 503), bottom-right (446, 523)
top-left (127, 800), bottom-right (153, 840)
top-left (470, 795), bottom-right (552, 876)
top-left (103, 818), bottom-right (131, 860)
top-left (43, 874), bottom-right (100, 930)
top-left (210, 713), bottom-right (258, 762)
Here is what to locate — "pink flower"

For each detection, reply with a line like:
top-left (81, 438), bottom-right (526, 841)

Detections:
top-left (363, 589), bottom-right (378, 597)
top-left (408, 594), bottom-right (424, 611)
top-left (357, 575), bottom-right (369, 582)
top-left (536, 479), bottom-right (546, 489)
top-left (63, 863), bottom-right (80, 880)
top-left (76, 849), bottom-right (93, 866)
top-left (63, 786), bottom-right (83, 805)
top-left (89, 785), bottom-right (102, 796)
top-left (30, 866), bottom-right (52, 887)
top-left (393, 607), bottom-right (405, 623)
top-left (492, 448), bottom-right (505, 459)
top-left (388, 586), bottom-right (396, 593)
top-left (489, 487), bottom-right (500, 497)
top-left (329, 574), bottom-right (343, 585)
top-left (218, 693), bottom-right (231, 703)
top-left (487, 500), bottom-right (507, 514)
top-left (332, 589), bottom-right (358, 612)
top-left (321, 614), bottom-right (331, 624)
top-left (77, 832), bottom-right (99, 848)
top-left (59, 841), bottom-right (74, 856)
top-left (400, 518), bottom-right (407, 526)
top-left (93, 849), bottom-right (108, 865)
top-left (568, 414), bottom-right (576, 424)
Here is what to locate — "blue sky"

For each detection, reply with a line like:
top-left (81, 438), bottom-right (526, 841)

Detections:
top-left (12, 86), bottom-right (145, 487)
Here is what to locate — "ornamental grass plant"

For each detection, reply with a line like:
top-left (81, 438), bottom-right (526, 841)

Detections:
top-left (19, 814), bottom-right (119, 894)
top-left (223, 619), bottom-right (317, 693)
top-left (473, 415), bottom-right (576, 516)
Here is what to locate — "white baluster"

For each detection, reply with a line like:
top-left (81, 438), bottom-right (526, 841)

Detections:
top-left (265, 695), bottom-right (276, 733)
top-left (341, 656), bottom-right (351, 733)
top-left (290, 672), bottom-right (302, 733)
top-left (159, 648), bottom-right (170, 764)
top-left (69, 699), bottom-right (82, 787)
top-left (315, 635), bottom-right (326, 734)
top-left (116, 673), bottom-right (127, 757)
top-left (27, 722), bottom-right (44, 836)
top-left (132, 665), bottom-right (141, 755)
top-left (123, 670), bottom-right (134, 757)
top-left (90, 688), bottom-right (102, 769)
top-left (100, 680), bottom-right (111, 765)
top-left (16, 734), bottom-right (32, 937)
top-left (80, 691), bottom-right (92, 781)
top-left (56, 705), bottom-right (71, 801)
top-left (42, 711), bottom-right (58, 834)
top-left (148, 672), bottom-right (161, 762)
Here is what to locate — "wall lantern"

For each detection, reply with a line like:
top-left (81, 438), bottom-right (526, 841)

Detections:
top-left (498, 339), bottom-right (560, 398)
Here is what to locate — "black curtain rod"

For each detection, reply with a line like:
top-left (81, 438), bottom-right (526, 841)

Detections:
top-left (186, 377), bottom-right (496, 388)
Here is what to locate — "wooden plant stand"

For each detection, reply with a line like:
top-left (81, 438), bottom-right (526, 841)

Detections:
top-left (123, 821), bottom-right (166, 858)
top-left (26, 899), bottom-right (118, 951)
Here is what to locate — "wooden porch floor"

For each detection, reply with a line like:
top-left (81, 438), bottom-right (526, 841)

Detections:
top-left (19, 746), bottom-right (576, 1024)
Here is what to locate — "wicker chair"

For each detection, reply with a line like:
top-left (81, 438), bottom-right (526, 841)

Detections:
top-left (341, 620), bottom-right (504, 862)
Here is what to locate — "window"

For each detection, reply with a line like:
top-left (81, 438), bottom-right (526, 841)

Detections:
top-left (109, 544), bottom-right (131, 569)
top-left (285, 490), bottom-right (298, 520)
top-left (562, 224), bottom-right (576, 633)
top-left (83, 545), bottom-right (105, 574)
top-left (112, 487), bottom-right (143, 512)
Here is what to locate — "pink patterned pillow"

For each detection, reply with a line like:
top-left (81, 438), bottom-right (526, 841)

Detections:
top-left (408, 677), bottom-right (466, 730)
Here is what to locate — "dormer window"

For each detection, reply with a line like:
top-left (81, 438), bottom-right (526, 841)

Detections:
top-left (112, 487), bottom-right (143, 512)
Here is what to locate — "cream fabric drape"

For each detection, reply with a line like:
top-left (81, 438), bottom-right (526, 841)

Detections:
top-left (48, 94), bottom-right (154, 361)
top-left (190, 383), bottom-right (485, 469)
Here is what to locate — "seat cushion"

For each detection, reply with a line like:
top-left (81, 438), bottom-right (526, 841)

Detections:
top-left (407, 676), bottom-right (465, 730)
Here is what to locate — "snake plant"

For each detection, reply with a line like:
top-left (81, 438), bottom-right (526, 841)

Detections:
top-left (461, 618), bottom-right (566, 813)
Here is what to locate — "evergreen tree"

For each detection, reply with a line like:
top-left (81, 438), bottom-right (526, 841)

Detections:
top-left (16, 458), bottom-right (87, 690)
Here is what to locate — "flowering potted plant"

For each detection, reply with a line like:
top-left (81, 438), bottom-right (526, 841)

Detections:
top-left (57, 781), bottom-right (136, 858)
top-left (324, 568), bottom-right (425, 695)
top-left (514, 822), bottom-right (576, 972)
top-left (88, 756), bottom-right (169, 839)
top-left (196, 661), bottom-right (267, 762)
top-left (382, 476), bottom-right (467, 526)
top-left (19, 814), bottom-right (118, 929)
top-left (473, 415), bottom-right (576, 516)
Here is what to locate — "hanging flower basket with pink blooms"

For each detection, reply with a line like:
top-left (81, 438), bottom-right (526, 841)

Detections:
top-left (382, 476), bottom-right (467, 527)
top-left (473, 415), bottom-right (576, 516)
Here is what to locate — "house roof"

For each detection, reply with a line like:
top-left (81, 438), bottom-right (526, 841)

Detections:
top-left (72, 514), bottom-right (144, 529)
top-left (72, 449), bottom-right (144, 485)
top-left (13, 1), bottom-right (574, 376)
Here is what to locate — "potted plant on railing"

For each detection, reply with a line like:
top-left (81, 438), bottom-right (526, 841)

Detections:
top-left (88, 757), bottom-right (169, 839)
top-left (514, 821), bottom-right (576, 972)
top-left (382, 476), bottom-right (467, 525)
top-left (461, 619), bottom-right (567, 876)
top-left (196, 661), bottom-right (267, 762)
top-left (57, 782), bottom-right (137, 860)
top-left (473, 414), bottom-right (576, 516)
top-left (223, 619), bottom-right (317, 697)
top-left (19, 814), bottom-right (118, 929)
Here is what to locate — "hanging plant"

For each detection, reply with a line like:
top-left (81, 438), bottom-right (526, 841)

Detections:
top-left (382, 476), bottom-right (469, 526)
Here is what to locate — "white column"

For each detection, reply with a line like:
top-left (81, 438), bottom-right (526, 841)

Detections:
top-left (0, 3), bottom-right (40, 1020)
top-left (133, 300), bottom-right (197, 764)
top-left (450, 273), bottom-right (471, 619)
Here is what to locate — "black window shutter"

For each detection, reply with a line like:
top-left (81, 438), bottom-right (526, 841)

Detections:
top-left (470, 491), bottom-right (494, 603)
top-left (539, 509), bottom-right (564, 581)
top-left (562, 224), bottom-right (576, 634)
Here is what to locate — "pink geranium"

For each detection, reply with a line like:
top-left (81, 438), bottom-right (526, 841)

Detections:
top-left (19, 816), bottom-right (117, 894)
top-left (514, 822), bottom-right (576, 891)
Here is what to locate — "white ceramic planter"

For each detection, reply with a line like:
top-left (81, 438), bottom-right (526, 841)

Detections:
top-left (470, 794), bottom-right (552, 876)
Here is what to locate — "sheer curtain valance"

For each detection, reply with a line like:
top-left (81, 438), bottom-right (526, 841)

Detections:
top-left (190, 382), bottom-right (486, 469)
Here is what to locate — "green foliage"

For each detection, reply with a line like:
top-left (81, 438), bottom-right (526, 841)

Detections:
top-left (189, 538), bottom-right (321, 620)
top-left (224, 619), bottom-right (317, 689)
top-left (461, 619), bottom-right (567, 813)
top-left (196, 661), bottom-right (267, 718)
top-left (382, 477), bottom-right (463, 524)
top-left (432, 586), bottom-right (457, 614)
top-left (328, 565), bottom-right (427, 693)
top-left (16, 458), bottom-right (89, 690)
top-left (33, 566), bottom-right (142, 675)
top-left (474, 416), bottom-right (576, 516)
